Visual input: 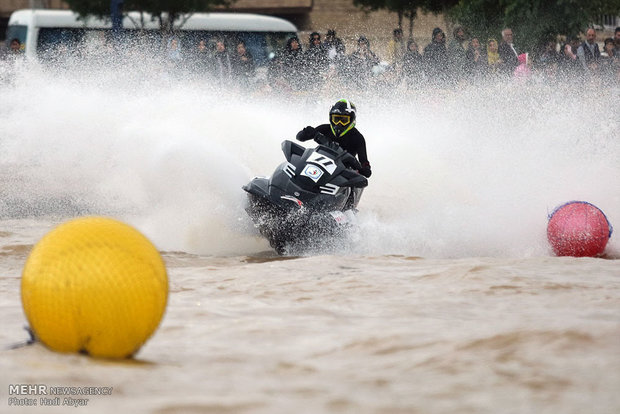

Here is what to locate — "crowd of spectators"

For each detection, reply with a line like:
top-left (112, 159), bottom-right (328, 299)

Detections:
top-left (3, 24), bottom-right (619, 92)
top-left (263, 25), bottom-right (620, 93)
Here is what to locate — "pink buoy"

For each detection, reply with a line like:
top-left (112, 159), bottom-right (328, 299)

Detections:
top-left (547, 201), bottom-right (613, 257)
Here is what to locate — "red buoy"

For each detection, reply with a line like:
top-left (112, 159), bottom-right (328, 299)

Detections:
top-left (547, 201), bottom-right (613, 257)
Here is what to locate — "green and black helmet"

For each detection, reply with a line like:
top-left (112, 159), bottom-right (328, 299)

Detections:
top-left (329, 99), bottom-right (356, 137)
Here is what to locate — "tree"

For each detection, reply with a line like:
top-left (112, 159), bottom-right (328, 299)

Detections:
top-left (354, 0), bottom-right (458, 39)
top-left (354, 0), bottom-right (620, 54)
top-left (64, 0), bottom-right (234, 32)
top-left (447, 0), bottom-right (620, 55)
top-left (445, 0), bottom-right (504, 44)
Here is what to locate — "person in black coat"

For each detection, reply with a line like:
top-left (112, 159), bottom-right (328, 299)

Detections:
top-left (347, 36), bottom-right (380, 89)
top-left (498, 27), bottom-right (519, 75)
top-left (423, 27), bottom-right (449, 85)
top-left (304, 32), bottom-right (329, 91)
top-left (269, 36), bottom-right (305, 91)
top-left (402, 39), bottom-right (424, 88)
top-left (232, 40), bottom-right (255, 88)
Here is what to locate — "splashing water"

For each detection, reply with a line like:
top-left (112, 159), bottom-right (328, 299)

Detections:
top-left (0, 55), bottom-right (618, 258)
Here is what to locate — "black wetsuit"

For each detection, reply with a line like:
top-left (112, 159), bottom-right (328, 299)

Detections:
top-left (296, 124), bottom-right (372, 178)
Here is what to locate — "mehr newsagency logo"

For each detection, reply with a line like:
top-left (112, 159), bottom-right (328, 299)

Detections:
top-left (8, 384), bottom-right (113, 408)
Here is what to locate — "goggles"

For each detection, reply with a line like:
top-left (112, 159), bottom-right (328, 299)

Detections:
top-left (331, 114), bottom-right (351, 126)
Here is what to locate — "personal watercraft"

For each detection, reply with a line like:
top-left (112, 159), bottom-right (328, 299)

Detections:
top-left (242, 133), bottom-right (368, 254)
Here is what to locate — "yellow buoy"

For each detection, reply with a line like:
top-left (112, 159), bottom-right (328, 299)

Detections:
top-left (21, 216), bottom-right (168, 358)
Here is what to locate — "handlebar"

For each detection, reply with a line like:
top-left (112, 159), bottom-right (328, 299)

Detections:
top-left (313, 132), bottom-right (332, 147)
top-left (342, 153), bottom-right (363, 171)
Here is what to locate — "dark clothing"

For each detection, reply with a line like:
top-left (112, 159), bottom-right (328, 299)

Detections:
top-left (447, 38), bottom-right (467, 81)
top-left (232, 51), bottom-right (255, 81)
top-left (498, 42), bottom-right (519, 74)
top-left (188, 49), bottom-right (211, 74)
top-left (537, 48), bottom-right (559, 67)
top-left (347, 48), bottom-right (380, 88)
top-left (402, 50), bottom-right (424, 86)
top-left (600, 52), bottom-right (619, 80)
top-left (465, 46), bottom-right (488, 79)
top-left (296, 124), bottom-right (371, 178)
top-left (558, 44), bottom-right (581, 79)
top-left (304, 44), bottom-right (329, 90)
top-left (423, 41), bottom-right (449, 84)
top-left (323, 37), bottom-right (346, 60)
top-left (280, 41), bottom-right (305, 90)
top-left (580, 41), bottom-right (601, 63)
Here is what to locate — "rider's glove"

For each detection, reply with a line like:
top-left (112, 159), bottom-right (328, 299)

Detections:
top-left (359, 166), bottom-right (372, 178)
top-left (297, 126), bottom-right (316, 142)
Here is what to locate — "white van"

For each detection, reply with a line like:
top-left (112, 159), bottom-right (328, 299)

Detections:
top-left (6, 9), bottom-right (298, 65)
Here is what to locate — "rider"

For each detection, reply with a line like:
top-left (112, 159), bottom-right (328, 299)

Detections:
top-left (296, 99), bottom-right (372, 178)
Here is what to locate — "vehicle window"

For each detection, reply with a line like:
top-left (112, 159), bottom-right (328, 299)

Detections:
top-left (6, 25), bottom-right (27, 49)
top-left (37, 28), bottom-right (85, 58)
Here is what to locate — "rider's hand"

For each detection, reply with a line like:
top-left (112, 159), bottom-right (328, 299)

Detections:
top-left (297, 126), bottom-right (316, 142)
top-left (359, 166), bottom-right (372, 178)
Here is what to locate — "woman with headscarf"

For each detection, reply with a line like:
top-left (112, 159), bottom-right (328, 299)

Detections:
top-left (402, 39), bottom-right (424, 88)
top-left (465, 37), bottom-right (488, 80)
top-left (423, 27), bottom-right (449, 85)
top-left (347, 35), bottom-right (380, 89)
top-left (486, 38), bottom-right (502, 77)
top-left (232, 40), bottom-right (255, 89)
top-left (282, 36), bottom-right (305, 90)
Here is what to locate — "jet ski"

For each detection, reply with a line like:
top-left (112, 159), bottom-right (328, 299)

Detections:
top-left (242, 133), bottom-right (368, 254)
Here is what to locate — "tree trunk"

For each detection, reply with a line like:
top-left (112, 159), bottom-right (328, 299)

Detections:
top-left (408, 11), bottom-right (415, 40)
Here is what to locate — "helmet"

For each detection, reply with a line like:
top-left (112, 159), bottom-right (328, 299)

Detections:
top-left (329, 99), bottom-right (356, 137)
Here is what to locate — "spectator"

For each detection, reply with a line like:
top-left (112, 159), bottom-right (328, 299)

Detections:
top-left (1, 38), bottom-right (24, 85)
top-left (569, 36), bottom-right (582, 55)
top-left (537, 40), bottom-right (558, 68)
top-left (165, 36), bottom-right (184, 73)
top-left (514, 53), bottom-right (532, 81)
top-left (498, 27), bottom-right (520, 74)
top-left (576, 28), bottom-right (601, 77)
top-left (386, 28), bottom-right (406, 66)
top-left (307, 31), bottom-right (323, 51)
top-left (232, 40), bottom-right (255, 88)
top-left (189, 39), bottom-right (210, 73)
top-left (9, 38), bottom-right (23, 55)
top-left (536, 54), bottom-right (559, 83)
top-left (348, 35), bottom-right (380, 89)
top-left (614, 27), bottom-right (620, 56)
top-left (486, 38), bottom-right (502, 75)
top-left (323, 29), bottom-right (345, 61)
top-left (211, 39), bottom-right (233, 85)
top-left (402, 39), bottom-right (424, 88)
top-left (3, 38), bottom-right (24, 64)
top-left (424, 27), bottom-right (449, 85)
top-left (600, 37), bottom-right (619, 81)
top-left (465, 37), bottom-right (487, 79)
top-left (448, 26), bottom-right (468, 82)
top-left (274, 36), bottom-right (305, 91)
top-left (166, 36), bottom-right (182, 61)
top-left (558, 39), bottom-right (581, 79)
top-left (304, 32), bottom-right (328, 91)
top-left (601, 37), bottom-right (615, 59)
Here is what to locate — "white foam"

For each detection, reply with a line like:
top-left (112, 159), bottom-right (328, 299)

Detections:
top-left (1, 57), bottom-right (618, 257)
